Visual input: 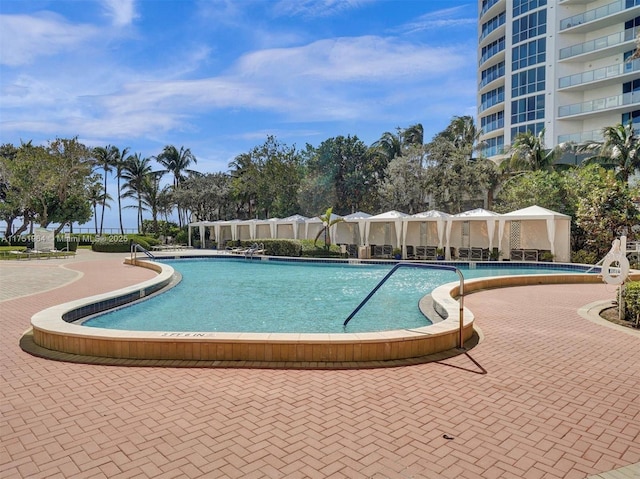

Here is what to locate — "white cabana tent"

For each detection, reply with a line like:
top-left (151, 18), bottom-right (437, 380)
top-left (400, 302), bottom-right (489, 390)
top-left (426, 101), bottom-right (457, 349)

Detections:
top-left (447, 208), bottom-right (500, 260)
top-left (335, 211), bottom-right (371, 246)
top-left (236, 219), bottom-right (256, 241)
top-left (276, 215), bottom-right (308, 239)
top-left (305, 213), bottom-right (343, 243)
top-left (253, 218), bottom-right (280, 239)
top-left (402, 210), bottom-right (451, 257)
top-left (499, 205), bottom-right (571, 262)
top-left (188, 220), bottom-right (217, 247)
top-left (364, 210), bottom-right (409, 249)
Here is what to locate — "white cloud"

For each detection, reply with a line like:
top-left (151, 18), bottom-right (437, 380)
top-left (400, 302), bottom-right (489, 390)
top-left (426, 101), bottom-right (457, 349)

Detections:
top-left (101, 0), bottom-right (139, 27)
top-left (398, 6), bottom-right (477, 34)
top-left (0, 12), bottom-right (98, 66)
top-left (272, 0), bottom-right (374, 18)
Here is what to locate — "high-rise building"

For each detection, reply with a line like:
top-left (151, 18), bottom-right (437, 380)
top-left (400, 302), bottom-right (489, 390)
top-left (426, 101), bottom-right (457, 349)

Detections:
top-left (478, 0), bottom-right (640, 160)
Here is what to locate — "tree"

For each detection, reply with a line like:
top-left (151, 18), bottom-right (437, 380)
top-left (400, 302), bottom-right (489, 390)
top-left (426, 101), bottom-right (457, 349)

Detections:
top-left (578, 121), bottom-right (640, 183)
top-left (86, 178), bottom-right (112, 234)
top-left (140, 172), bottom-right (168, 235)
top-left (377, 144), bottom-right (427, 213)
top-left (503, 128), bottom-right (564, 173)
top-left (155, 145), bottom-right (198, 226)
top-left (174, 173), bottom-right (233, 221)
top-left (313, 207), bottom-right (344, 249)
top-left (575, 170), bottom-right (639, 258)
top-left (229, 136), bottom-right (302, 219)
top-left (121, 154), bottom-right (153, 234)
top-left (114, 147), bottom-right (130, 234)
top-left (92, 145), bottom-right (118, 234)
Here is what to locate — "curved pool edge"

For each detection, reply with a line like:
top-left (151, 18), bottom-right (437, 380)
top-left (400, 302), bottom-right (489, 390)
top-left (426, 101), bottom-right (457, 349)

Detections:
top-left (29, 259), bottom-right (637, 367)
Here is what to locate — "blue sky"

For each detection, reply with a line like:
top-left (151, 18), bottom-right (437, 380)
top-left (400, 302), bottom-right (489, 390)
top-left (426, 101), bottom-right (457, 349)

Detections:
top-left (0, 0), bottom-right (478, 230)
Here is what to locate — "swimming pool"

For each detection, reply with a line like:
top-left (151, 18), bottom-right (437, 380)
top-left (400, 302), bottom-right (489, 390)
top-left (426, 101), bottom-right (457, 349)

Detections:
top-left (83, 258), bottom-right (590, 334)
top-left (30, 257), bottom-right (604, 366)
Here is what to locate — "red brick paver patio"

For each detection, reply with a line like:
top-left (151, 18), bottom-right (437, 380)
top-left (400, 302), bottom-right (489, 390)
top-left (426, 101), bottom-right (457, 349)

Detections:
top-left (1, 253), bottom-right (639, 478)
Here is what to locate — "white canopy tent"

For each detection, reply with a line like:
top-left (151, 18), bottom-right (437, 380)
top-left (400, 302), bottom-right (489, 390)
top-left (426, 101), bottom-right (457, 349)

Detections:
top-left (305, 213), bottom-right (343, 243)
top-left (402, 210), bottom-right (451, 257)
top-left (253, 218), bottom-right (280, 239)
top-left (447, 208), bottom-right (500, 260)
top-left (276, 215), bottom-right (308, 240)
top-left (187, 220), bottom-right (217, 247)
top-left (335, 211), bottom-right (371, 246)
top-left (498, 205), bottom-right (571, 262)
top-left (364, 210), bottom-right (409, 249)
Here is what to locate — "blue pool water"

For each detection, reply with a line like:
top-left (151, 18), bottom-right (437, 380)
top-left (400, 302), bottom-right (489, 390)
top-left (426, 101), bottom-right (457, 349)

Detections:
top-left (83, 259), bottom-right (589, 333)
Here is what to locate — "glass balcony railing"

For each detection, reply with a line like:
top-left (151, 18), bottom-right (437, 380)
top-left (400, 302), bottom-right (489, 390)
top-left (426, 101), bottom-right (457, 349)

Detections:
top-left (557, 130), bottom-right (603, 144)
top-left (482, 118), bottom-right (504, 133)
top-left (559, 0), bottom-right (639, 30)
top-left (558, 91), bottom-right (640, 117)
top-left (559, 27), bottom-right (639, 59)
top-left (480, 0), bottom-right (501, 17)
top-left (559, 59), bottom-right (640, 88)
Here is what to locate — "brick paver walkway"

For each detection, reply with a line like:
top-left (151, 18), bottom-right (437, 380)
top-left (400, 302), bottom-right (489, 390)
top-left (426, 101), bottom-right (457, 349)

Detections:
top-left (1, 253), bottom-right (639, 478)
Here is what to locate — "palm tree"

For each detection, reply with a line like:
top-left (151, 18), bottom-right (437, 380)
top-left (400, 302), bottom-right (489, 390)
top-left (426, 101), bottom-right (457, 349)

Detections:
top-left (86, 181), bottom-right (112, 235)
top-left (121, 154), bottom-right (152, 234)
top-left (503, 128), bottom-right (563, 173)
top-left (313, 207), bottom-right (344, 250)
top-left (92, 145), bottom-right (118, 234)
top-left (371, 130), bottom-right (402, 162)
top-left (401, 123), bottom-right (424, 147)
top-left (578, 121), bottom-right (640, 183)
top-left (140, 172), bottom-right (167, 236)
top-left (113, 147), bottom-right (130, 234)
top-left (155, 145), bottom-right (197, 227)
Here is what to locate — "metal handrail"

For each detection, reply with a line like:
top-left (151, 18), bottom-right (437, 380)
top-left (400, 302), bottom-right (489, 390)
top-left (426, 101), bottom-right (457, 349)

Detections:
top-left (130, 242), bottom-right (155, 261)
top-left (343, 262), bottom-right (467, 349)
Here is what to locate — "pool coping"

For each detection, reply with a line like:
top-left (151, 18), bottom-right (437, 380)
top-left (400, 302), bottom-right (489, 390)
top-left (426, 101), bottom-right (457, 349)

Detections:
top-left (29, 257), bottom-right (638, 366)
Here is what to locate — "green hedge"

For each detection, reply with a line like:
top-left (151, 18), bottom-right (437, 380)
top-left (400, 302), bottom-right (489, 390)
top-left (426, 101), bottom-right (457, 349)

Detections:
top-left (624, 281), bottom-right (640, 325)
top-left (91, 236), bottom-right (156, 253)
top-left (299, 239), bottom-right (343, 258)
top-left (224, 239), bottom-right (303, 257)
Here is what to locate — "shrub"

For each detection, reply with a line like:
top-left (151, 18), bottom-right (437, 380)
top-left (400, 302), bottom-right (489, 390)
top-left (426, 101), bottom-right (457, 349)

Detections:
top-left (623, 281), bottom-right (640, 326)
top-left (231, 239), bottom-right (303, 257)
top-left (571, 249), bottom-right (597, 265)
top-left (299, 239), bottom-right (342, 258)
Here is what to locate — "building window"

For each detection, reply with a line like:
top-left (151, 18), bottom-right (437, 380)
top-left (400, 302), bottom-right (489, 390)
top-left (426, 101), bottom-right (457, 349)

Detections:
top-left (623, 79), bottom-right (640, 94)
top-left (480, 61), bottom-right (505, 88)
top-left (512, 38), bottom-right (546, 71)
top-left (483, 136), bottom-right (504, 157)
top-left (511, 94), bottom-right (545, 124)
top-left (511, 122), bottom-right (545, 139)
top-left (512, 10), bottom-right (547, 44)
top-left (512, 66), bottom-right (546, 98)
top-left (513, 0), bottom-right (547, 18)
top-left (480, 86), bottom-right (505, 112)
top-left (481, 111), bottom-right (505, 133)
top-left (481, 11), bottom-right (506, 41)
top-left (622, 110), bottom-right (640, 132)
top-left (480, 36), bottom-right (505, 65)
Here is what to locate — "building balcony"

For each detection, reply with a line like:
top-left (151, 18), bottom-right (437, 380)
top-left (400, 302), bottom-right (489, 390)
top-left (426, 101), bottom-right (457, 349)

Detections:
top-left (557, 129), bottom-right (603, 144)
top-left (479, 43), bottom-right (505, 67)
top-left (559, 27), bottom-right (639, 61)
top-left (558, 91), bottom-right (640, 118)
top-left (558, 59), bottom-right (640, 90)
top-left (560, 0), bottom-right (640, 33)
top-left (480, 0), bottom-right (504, 19)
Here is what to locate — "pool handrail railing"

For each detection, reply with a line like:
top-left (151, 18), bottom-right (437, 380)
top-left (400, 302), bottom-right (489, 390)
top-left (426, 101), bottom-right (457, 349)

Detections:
top-left (343, 262), bottom-right (466, 349)
top-left (131, 242), bottom-right (155, 260)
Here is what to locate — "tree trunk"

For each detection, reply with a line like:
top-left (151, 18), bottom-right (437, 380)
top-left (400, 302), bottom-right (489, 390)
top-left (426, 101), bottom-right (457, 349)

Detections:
top-left (117, 176), bottom-right (124, 234)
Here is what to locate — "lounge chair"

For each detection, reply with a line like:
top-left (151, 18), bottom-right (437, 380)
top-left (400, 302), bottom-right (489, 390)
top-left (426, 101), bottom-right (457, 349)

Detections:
top-left (458, 248), bottom-right (471, 260)
top-left (470, 248), bottom-right (484, 261)
top-left (424, 246), bottom-right (438, 260)
top-left (405, 245), bottom-right (415, 259)
top-left (382, 245), bottom-right (393, 259)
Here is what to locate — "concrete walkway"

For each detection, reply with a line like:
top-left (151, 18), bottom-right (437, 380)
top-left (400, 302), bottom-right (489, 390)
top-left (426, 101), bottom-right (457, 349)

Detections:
top-left (1, 251), bottom-right (638, 478)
